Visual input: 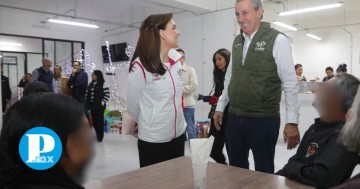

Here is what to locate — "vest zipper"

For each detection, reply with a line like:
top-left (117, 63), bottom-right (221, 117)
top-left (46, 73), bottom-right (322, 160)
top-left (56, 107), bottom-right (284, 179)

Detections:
top-left (165, 66), bottom-right (177, 139)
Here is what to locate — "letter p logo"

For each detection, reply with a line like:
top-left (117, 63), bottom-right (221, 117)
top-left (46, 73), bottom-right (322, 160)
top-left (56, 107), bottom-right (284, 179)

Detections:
top-left (19, 127), bottom-right (62, 170)
top-left (26, 134), bottom-right (55, 163)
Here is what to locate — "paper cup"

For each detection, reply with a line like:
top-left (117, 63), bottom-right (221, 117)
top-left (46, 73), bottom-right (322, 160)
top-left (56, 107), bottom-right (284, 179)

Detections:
top-left (192, 162), bottom-right (208, 189)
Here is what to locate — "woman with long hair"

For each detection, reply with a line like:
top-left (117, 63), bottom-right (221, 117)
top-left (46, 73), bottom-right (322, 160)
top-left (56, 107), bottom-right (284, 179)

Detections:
top-left (126, 13), bottom-right (186, 167)
top-left (85, 70), bottom-right (110, 142)
top-left (209, 48), bottom-right (231, 164)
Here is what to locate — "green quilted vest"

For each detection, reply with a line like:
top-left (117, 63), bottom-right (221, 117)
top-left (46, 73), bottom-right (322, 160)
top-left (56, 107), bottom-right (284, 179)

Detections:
top-left (228, 22), bottom-right (282, 118)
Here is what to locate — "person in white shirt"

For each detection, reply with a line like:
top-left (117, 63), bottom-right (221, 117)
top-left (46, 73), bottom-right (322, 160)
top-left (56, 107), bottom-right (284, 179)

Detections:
top-left (126, 13), bottom-right (186, 168)
top-left (176, 48), bottom-right (198, 139)
top-left (213, 0), bottom-right (300, 173)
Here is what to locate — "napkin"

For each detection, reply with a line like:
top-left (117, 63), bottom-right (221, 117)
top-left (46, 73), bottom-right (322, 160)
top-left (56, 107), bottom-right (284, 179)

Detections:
top-left (190, 136), bottom-right (214, 189)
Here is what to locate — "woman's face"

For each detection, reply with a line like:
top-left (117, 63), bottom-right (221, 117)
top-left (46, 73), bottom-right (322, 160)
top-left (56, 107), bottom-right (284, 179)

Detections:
top-left (296, 66), bottom-right (303, 76)
top-left (160, 19), bottom-right (180, 49)
top-left (214, 53), bottom-right (227, 71)
top-left (92, 74), bottom-right (97, 81)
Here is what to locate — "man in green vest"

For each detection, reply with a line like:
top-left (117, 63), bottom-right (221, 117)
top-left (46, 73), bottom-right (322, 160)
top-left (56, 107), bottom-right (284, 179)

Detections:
top-left (213, 0), bottom-right (301, 174)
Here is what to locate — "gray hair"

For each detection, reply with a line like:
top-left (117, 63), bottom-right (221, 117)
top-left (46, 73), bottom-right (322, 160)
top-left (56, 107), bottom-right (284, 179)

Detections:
top-left (236, 0), bottom-right (263, 10)
top-left (340, 86), bottom-right (360, 152)
top-left (333, 74), bottom-right (360, 113)
top-left (42, 57), bottom-right (51, 63)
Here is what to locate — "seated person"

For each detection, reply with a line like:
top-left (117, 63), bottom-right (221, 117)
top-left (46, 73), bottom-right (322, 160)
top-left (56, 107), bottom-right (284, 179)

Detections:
top-left (0, 93), bottom-right (93, 189)
top-left (331, 87), bottom-right (360, 189)
top-left (322, 67), bottom-right (334, 82)
top-left (277, 73), bottom-right (360, 188)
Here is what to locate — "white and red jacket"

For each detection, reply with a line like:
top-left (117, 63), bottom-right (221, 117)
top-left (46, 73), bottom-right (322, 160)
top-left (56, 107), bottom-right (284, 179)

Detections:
top-left (126, 49), bottom-right (186, 143)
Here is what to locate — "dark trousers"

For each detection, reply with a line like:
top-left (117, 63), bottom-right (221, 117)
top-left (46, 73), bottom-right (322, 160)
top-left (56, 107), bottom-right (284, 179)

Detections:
top-left (138, 133), bottom-right (186, 168)
top-left (91, 107), bottom-right (105, 142)
top-left (226, 113), bottom-right (280, 173)
top-left (209, 116), bottom-right (229, 164)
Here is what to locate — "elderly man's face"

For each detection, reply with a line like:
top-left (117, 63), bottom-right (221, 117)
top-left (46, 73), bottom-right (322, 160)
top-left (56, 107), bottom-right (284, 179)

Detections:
top-left (43, 59), bottom-right (52, 70)
top-left (315, 79), bottom-right (343, 120)
top-left (235, 0), bottom-right (263, 36)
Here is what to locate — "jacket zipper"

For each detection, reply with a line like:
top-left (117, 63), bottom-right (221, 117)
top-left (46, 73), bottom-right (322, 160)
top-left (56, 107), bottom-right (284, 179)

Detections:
top-left (165, 66), bottom-right (177, 139)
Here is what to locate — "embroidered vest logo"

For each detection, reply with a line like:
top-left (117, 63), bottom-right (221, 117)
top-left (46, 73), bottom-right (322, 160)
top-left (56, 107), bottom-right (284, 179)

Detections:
top-left (151, 73), bottom-right (166, 81)
top-left (234, 43), bottom-right (242, 48)
top-left (306, 142), bottom-right (318, 158)
top-left (255, 41), bottom-right (267, 51)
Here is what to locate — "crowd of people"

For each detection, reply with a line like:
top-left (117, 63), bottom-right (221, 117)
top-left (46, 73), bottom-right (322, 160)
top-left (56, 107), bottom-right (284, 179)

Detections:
top-left (1, 0), bottom-right (360, 188)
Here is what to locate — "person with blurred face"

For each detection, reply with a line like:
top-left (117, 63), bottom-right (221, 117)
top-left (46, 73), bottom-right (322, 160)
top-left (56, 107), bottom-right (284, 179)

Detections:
top-left (68, 61), bottom-right (88, 103)
top-left (213, 0), bottom-right (300, 173)
top-left (295, 64), bottom-right (306, 81)
top-left (176, 48), bottom-right (198, 140)
top-left (53, 65), bottom-right (71, 95)
top-left (277, 74), bottom-right (360, 188)
top-left (127, 13), bottom-right (186, 167)
top-left (31, 57), bottom-right (54, 92)
top-left (323, 67), bottom-right (334, 82)
top-left (0, 93), bottom-right (94, 188)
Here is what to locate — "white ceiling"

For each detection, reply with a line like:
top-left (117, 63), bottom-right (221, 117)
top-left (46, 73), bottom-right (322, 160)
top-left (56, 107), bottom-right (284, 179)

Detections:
top-left (0, 0), bottom-right (359, 35)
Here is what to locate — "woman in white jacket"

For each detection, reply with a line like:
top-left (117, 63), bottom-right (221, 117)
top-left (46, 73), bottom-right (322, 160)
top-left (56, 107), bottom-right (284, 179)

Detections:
top-left (127, 13), bottom-right (186, 167)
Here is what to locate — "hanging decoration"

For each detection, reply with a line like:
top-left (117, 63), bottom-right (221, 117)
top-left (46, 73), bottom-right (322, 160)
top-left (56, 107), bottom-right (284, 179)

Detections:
top-left (105, 41), bottom-right (135, 111)
top-left (76, 49), bottom-right (96, 75)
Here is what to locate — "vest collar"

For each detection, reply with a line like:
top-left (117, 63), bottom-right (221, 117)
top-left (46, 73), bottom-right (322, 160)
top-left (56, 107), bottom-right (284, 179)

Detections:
top-left (240, 22), bottom-right (271, 40)
top-left (167, 48), bottom-right (182, 66)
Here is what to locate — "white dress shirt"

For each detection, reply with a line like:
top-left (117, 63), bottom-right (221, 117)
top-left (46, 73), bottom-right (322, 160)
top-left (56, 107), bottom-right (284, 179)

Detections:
top-left (216, 32), bottom-right (301, 124)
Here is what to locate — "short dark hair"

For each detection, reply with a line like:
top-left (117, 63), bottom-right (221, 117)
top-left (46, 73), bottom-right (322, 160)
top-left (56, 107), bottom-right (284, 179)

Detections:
top-left (0, 93), bottom-right (86, 183)
top-left (295, 64), bottom-right (302, 70)
top-left (176, 48), bottom-right (185, 55)
top-left (25, 73), bottom-right (32, 77)
top-left (325, 67), bottom-right (333, 72)
top-left (72, 61), bottom-right (81, 66)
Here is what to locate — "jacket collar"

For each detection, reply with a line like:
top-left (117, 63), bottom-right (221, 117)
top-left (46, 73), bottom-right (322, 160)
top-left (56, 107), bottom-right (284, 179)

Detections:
top-left (167, 48), bottom-right (182, 67)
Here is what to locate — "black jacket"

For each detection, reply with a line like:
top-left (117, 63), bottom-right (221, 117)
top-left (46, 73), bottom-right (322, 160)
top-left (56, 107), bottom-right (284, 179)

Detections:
top-left (0, 165), bottom-right (84, 189)
top-left (277, 119), bottom-right (359, 188)
top-left (85, 82), bottom-right (110, 110)
top-left (331, 173), bottom-right (360, 189)
top-left (68, 70), bottom-right (88, 103)
top-left (208, 71), bottom-right (229, 119)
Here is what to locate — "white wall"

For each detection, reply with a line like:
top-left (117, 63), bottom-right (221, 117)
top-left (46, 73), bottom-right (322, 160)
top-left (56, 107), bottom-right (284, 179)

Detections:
top-left (0, 7), bottom-right (104, 71)
top-left (292, 31), bottom-right (360, 80)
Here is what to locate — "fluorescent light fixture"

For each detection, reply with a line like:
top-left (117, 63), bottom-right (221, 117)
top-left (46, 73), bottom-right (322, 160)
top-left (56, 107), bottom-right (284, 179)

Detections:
top-left (306, 33), bottom-right (322, 40)
top-left (279, 2), bottom-right (344, 16)
top-left (47, 18), bottom-right (99, 28)
top-left (0, 55), bottom-right (2, 58)
top-left (272, 21), bottom-right (298, 31)
top-left (0, 42), bottom-right (23, 46)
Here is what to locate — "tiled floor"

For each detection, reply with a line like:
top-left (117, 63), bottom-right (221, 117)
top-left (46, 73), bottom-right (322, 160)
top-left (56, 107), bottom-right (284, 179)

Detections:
top-left (84, 132), bottom-right (360, 184)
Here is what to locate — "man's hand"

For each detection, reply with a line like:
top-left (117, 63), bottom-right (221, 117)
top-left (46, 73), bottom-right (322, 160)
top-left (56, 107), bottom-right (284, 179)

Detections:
top-left (213, 111), bottom-right (223, 131)
top-left (283, 123), bottom-right (300, 150)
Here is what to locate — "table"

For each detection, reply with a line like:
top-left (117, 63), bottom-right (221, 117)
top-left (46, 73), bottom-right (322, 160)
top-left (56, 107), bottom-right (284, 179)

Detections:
top-left (85, 157), bottom-right (314, 189)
